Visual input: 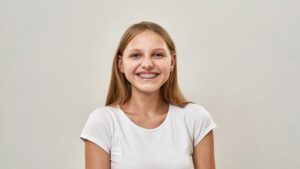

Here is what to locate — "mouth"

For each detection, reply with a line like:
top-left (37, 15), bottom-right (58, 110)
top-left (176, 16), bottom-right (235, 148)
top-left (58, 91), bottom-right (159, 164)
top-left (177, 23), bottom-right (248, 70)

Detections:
top-left (136, 73), bottom-right (160, 79)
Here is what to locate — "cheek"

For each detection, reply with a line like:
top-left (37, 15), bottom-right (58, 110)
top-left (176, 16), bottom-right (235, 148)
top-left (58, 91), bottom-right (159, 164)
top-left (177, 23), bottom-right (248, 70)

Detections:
top-left (159, 61), bottom-right (172, 71)
top-left (123, 62), bottom-right (138, 75)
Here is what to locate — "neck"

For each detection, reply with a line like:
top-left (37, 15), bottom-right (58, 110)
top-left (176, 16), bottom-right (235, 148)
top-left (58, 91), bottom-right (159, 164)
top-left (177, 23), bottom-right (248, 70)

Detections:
top-left (121, 89), bottom-right (168, 115)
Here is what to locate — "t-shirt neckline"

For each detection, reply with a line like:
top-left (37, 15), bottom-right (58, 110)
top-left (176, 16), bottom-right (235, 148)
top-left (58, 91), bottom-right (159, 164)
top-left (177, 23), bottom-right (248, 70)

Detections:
top-left (116, 103), bottom-right (172, 132)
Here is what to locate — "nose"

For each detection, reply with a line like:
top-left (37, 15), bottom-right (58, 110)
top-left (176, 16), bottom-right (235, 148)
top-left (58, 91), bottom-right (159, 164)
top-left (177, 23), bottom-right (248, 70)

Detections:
top-left (141, 57), bottom-right (154, 69)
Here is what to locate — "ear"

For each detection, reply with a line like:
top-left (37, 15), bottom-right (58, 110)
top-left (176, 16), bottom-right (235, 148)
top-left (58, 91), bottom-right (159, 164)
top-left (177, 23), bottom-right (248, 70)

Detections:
top-left (170, 53), bottom-right (176, 71)
top-left (118, 55), bottom-right (124, 73)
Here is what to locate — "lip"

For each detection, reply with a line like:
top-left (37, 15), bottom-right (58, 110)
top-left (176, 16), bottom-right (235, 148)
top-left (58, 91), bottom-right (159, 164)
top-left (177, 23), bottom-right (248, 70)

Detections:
top-left (135, 71), bottom-right (160, 75)
top-left (135, 72), bottom-right (160, 80)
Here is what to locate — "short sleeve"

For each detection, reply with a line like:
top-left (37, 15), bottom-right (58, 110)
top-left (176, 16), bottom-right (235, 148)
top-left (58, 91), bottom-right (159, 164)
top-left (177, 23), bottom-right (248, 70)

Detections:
top-left (80, 107), bottom-right (114, 154)
top-left (184, 103), bottom-right (217, 147)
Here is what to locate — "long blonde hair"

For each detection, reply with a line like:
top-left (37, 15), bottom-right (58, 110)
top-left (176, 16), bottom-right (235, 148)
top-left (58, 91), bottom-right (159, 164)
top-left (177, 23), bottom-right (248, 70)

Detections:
top-left (105, 21), bottom-right (190, 107)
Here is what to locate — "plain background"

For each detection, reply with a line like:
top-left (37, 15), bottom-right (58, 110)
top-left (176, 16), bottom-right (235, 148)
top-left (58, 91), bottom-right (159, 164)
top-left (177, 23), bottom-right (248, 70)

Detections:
top-left (1, 0), bottom-right (299, 168)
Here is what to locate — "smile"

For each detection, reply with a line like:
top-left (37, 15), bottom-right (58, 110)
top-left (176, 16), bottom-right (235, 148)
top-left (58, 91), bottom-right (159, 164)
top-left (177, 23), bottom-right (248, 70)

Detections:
top-left (137, 73), bottom-right (159, 79)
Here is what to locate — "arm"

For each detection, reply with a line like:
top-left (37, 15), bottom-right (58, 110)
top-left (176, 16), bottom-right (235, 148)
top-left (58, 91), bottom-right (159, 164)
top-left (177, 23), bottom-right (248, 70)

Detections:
top-left (84, 140), bottom-right (110, 169)
top-left (192, 130), bottom-right (216, 169)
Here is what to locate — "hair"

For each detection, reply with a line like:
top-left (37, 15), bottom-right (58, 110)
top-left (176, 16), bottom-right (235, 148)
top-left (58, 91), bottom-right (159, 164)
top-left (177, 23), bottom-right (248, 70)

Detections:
top-left (105, 21), bottom-right (190, 107)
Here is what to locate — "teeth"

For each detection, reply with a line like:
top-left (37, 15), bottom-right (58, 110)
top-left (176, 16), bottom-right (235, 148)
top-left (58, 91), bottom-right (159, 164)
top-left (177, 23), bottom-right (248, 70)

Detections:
top-left (138, 73), bottom-right (158, 79)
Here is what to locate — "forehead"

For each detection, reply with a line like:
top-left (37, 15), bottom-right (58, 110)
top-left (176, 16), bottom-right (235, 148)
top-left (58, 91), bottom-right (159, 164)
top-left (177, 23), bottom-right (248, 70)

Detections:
top-left (125, 30), bottom-right (168, 51)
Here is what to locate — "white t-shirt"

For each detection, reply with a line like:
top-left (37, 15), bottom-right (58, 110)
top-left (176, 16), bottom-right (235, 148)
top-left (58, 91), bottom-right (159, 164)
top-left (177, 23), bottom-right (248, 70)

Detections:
top-left (80, 103), bottom-right (217, 169)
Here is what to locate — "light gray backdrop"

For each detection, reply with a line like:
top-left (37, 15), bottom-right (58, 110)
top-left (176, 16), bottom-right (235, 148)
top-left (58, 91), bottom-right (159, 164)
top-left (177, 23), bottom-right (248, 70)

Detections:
top-left (1, 0), bottom-right (299, 168)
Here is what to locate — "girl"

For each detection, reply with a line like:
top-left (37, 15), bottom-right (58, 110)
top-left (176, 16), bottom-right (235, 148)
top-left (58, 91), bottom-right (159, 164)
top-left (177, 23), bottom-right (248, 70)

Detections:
top-left (80, 21), bottom-right (217, 169)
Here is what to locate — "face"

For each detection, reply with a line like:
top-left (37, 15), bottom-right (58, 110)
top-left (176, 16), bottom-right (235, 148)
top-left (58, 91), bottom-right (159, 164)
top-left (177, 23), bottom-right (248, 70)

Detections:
top-left (118, 30), bottom-right (175, 95)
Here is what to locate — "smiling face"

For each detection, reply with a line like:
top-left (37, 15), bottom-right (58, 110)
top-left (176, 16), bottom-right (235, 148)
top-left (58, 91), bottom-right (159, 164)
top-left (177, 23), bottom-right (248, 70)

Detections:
top-left (118, 30), bottom-right (176, 95)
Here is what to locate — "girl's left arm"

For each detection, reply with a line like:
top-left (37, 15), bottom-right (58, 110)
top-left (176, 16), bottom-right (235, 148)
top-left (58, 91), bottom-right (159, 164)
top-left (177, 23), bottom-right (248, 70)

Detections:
top-left (192, 130), bottom-right (216, 169)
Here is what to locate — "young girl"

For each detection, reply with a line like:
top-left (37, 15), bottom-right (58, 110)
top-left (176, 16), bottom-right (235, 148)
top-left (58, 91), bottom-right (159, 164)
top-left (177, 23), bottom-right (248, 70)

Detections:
top-left (80, 21), bottom-right (217, 169)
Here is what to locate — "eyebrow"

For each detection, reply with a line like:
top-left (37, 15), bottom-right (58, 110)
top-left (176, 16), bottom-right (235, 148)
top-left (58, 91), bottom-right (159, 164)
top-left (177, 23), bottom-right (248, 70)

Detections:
top-left (128, 48), bottom-right (166, 52)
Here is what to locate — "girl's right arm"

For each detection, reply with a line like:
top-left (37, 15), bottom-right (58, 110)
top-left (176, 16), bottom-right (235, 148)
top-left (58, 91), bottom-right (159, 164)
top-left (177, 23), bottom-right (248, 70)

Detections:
top-left (84, 140), bottom-right (110, 169)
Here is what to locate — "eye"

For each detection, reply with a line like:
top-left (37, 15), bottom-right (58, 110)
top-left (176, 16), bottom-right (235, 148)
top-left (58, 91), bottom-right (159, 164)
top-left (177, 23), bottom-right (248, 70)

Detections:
top-left (130, 53), bottom-right (141, 59)
top-left (153, 52), bottom-right (164, 58)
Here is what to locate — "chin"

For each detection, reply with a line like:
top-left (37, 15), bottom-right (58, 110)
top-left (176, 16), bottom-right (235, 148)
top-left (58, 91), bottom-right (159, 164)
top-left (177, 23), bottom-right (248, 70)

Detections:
top-left (132, 85), bottom-right (161, 94)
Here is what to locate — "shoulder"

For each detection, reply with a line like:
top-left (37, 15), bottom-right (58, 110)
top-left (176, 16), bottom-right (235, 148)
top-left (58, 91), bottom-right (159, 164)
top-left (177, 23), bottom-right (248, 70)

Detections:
top-left (81, 106), bottom-right (120, 138)
top-left (84, 106), bottom-right (119, 129)
top-left (88, 106), bottom-right (118, 119)
top-left (172, 103), bottom-right (210, 117)
top-left (175, 103), bottom-right (215, 125)
top-left (180, 103), bottom-right (217, 146)
top-left (184, 103), bottom-right (210, 118)
top-left (80, 106), bottom-right (118, 153)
